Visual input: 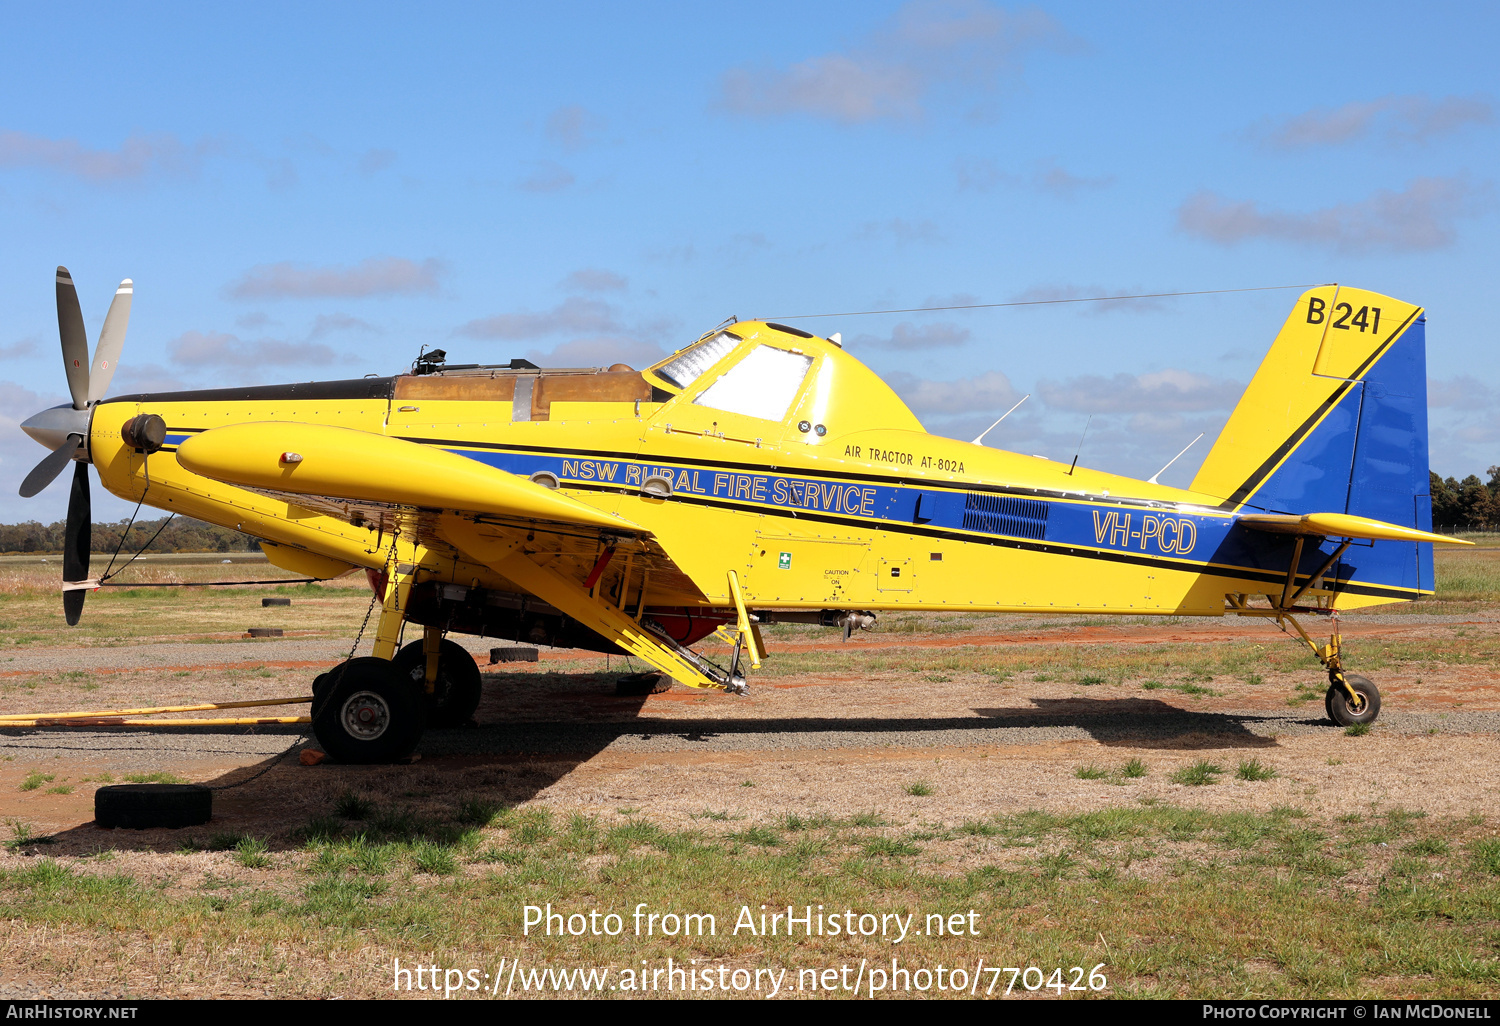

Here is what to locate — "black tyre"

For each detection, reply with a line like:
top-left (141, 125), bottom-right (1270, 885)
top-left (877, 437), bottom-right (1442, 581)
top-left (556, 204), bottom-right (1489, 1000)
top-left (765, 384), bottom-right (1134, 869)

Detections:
top-left (392, 638), bottom-right (482, 728)
top-left (312, 657), bottom-right (427, 764)
top-left (95, 784), bottom-right (212, 829)
top-left (1327, 674), bottom-right (1381, 727)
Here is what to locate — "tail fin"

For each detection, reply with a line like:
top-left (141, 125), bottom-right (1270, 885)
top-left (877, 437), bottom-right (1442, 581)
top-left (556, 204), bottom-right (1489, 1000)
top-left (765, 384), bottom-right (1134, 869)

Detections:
top-left (1193, 285), bottom-right (1435, 596)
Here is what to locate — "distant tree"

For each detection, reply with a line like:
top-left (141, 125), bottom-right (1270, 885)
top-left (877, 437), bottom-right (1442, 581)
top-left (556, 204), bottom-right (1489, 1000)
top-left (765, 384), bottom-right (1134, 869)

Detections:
top-left (0, 516), bottom-right (260, 555)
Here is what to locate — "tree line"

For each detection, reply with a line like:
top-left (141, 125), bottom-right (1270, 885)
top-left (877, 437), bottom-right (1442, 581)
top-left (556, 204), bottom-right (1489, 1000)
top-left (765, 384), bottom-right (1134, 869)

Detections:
top-left (0, 516), bottom-right (261, 555)
top-left (1431, 468), bottom-right (1500, 533)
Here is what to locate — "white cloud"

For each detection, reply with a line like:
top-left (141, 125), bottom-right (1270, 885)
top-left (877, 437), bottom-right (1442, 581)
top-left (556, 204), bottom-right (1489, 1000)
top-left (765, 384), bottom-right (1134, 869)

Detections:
top-left (561, 269), bottom-right (628, 292)
top-left (1258, 94), bottom-right (1493, 150)
top-left (718, 0), bottom-right (1073, 124)
top-left (358, 148), bottom-right (397, 174)
top-left (110, 362), bottom-right (194, 394)
top-left (0, 339), bottom-right (38, 360)
top-left (526, 335), bottom-right (668, 370)
top-left (1034, 160), bottom-right (1113, 197)
top-left (456, 297), bottom-right (622, 340)
top-left (168, 330), bottom-right (337, 368)
top-left (1177, 177), bottom-right (1486, 253)
top-left (546, 105), bottom-right (607, 151)
top-left (1429, 376), bottom-right (1496, 410)
top-left (0, 129), bottom-right (220, 182)
top-left (955, 156), bottom-right (1111, 196)
top-left (227, 257), bottom-right (446, 299)
top-left (851, 321), bottom-right (971, 350)
top-left (886, 369), bottom-right (1019, 414)
top-left (855, 218), bottom-right (945, 245)
top-left (308, 314), bottom-right (380, 338)
top-left (1037, 368), bottom-right (1242, 414)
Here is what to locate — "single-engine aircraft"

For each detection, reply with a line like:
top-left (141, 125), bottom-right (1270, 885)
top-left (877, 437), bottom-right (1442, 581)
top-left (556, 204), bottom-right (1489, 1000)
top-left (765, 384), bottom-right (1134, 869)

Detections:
top-left (18, 269), bottom-right (1469, 762)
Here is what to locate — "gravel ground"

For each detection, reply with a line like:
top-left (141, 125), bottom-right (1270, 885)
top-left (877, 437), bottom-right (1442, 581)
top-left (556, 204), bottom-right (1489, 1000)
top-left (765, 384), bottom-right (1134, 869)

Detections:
top-left (2, 705), bottom-right (1495, 768)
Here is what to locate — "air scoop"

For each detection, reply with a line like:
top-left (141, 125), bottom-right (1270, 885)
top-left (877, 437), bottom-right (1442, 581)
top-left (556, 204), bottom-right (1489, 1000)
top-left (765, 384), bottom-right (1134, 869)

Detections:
top-left (175, 422), bottom-right (640, 533)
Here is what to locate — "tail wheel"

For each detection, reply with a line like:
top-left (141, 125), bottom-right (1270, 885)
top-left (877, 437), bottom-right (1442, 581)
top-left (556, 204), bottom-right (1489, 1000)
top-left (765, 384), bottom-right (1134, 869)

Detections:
top-left (312, 657), bottom-right (426, 763)
top-left (392, 638), bottom-right (483, 727)
top-left (1326, 673), bottom-right (1381, 727)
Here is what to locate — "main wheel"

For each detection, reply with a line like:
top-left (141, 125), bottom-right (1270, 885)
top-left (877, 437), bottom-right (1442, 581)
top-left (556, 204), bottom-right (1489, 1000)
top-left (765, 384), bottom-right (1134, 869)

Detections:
top-left (312, 657), bottom-right (427, 763)
top-left (391, 638), bottom-right (483, 727)
top-left (1326, 674), bottom-right (1381, 727)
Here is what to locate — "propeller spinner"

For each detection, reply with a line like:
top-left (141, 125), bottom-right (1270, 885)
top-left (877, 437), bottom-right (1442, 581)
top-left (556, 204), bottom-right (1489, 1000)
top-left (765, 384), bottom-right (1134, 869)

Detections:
top-left (17, 267), bottom-right (133, 625)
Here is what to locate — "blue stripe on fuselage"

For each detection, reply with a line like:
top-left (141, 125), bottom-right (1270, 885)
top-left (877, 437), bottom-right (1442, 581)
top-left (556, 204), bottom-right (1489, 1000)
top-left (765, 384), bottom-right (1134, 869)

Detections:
top-left (441, 445), bottom-right (1415, 594)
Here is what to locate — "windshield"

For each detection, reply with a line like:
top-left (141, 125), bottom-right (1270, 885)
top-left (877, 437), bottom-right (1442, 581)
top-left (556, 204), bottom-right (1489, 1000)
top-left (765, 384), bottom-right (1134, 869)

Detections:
top-left (652, 332), bottom-right (741, 390)
top-left (693, 344), bottom-right (814, 422)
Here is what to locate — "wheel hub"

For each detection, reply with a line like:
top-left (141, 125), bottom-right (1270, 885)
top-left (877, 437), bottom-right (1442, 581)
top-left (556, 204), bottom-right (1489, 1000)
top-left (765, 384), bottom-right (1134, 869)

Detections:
top-left (340, 690), bottom-right (391, 740)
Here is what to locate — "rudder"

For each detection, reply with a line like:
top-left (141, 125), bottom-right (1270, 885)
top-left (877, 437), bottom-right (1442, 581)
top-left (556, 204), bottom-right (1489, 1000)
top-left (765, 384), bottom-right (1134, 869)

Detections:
top-left (1193, 285), bottom-right (1433, 598)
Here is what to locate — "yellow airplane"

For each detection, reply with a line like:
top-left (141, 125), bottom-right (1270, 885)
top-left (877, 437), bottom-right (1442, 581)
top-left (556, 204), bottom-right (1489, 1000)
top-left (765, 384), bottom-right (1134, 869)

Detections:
top-left (19, 270), bottom-right (1468, 762)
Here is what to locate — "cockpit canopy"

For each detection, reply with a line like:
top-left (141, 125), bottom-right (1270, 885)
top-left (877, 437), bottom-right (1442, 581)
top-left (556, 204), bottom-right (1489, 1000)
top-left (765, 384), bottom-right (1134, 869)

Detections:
top-left (646, 322), bottom-right (924, 440)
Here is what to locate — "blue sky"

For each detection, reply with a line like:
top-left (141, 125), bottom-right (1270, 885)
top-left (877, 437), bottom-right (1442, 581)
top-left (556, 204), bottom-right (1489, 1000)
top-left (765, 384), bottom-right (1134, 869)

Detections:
top-left (2, 1), bottom-right (1497, 523)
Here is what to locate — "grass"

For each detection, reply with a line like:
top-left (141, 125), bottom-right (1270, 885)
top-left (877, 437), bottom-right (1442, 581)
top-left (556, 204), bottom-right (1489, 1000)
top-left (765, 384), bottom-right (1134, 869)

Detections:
top-left (1074, 764), bottom-right (1108, 780)
top-left (903, 780), bottom-right (934, 796)
top-left (122, 772), bottom-right (187, 784)
top-left (1236, 759), bottom-right (1277, 782)
top-left (234, 837), bottom-right (271, 869)
top-left (334, 791), bottom-right (376, 820)
top-left (1121, 758), bottom-right (1148, 779)
top-left (1345, 723), bottom-right (1372, 737)
top-left (19, 771), bottom-right (54, 791)
top-left (0, 802), bottom-right (1494, 997)
top-left (1172, 761), bottom-right (1225, 786)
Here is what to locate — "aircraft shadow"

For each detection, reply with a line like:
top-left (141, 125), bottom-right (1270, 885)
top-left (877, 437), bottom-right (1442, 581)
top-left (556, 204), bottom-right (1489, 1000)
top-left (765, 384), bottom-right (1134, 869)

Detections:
top-left (977, 697), bottom-right (1283, 749)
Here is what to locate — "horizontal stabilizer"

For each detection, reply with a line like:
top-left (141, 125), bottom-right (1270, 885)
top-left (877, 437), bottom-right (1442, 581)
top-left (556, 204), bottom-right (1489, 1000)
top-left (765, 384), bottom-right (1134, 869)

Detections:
top-left (1239, 512), bottom-right (1471, 546)
top-left (176, 423), bottom-right (642, 534)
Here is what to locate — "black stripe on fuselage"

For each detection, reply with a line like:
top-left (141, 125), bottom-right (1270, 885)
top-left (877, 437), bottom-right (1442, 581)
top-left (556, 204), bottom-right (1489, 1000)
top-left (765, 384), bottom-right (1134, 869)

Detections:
top-left (396, 435), bottom-right (1215, 515)
top-left (1221, 308), bottom-right (1421, 510)
top-left (107, 377), bottom-right (396, 405)
top-left (561, 480), bottom-right (1422, 602)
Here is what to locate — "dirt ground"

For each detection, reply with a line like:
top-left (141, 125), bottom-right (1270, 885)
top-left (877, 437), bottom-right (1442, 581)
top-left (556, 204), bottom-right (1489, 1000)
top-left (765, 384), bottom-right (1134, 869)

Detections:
top-left (2, 606), bottom-right (1497, 847)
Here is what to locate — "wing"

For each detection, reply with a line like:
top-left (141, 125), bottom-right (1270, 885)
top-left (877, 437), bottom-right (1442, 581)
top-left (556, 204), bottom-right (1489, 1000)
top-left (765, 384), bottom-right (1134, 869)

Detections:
top-left (176, 422), bottom-right (738, 689)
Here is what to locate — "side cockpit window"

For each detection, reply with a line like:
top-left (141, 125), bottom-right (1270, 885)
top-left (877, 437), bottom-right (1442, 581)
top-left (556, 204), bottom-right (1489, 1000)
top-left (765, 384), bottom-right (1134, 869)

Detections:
top-left (652, 331), bottom-right (741, 390)
top-left (693, 345), bottom-right (814, 422)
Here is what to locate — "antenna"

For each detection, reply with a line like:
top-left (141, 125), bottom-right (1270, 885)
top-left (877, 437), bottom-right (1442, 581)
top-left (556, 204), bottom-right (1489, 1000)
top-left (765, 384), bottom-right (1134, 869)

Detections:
top-left (1067, 415), bottom-right (1092, 476)
top-left (971, 394), bottom-right (1030, 446)
top-left (1147, 432), bottom-right (1205, 485)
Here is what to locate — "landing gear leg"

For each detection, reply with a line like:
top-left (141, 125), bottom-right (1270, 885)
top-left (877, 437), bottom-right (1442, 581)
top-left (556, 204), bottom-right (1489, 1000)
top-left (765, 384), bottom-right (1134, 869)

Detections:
top-left (392, 628), bottom-right (483, 727)
top-left (313, 550), bottom-right (430, 762)
top-left (1280, 613), bottom-right (1381, 727)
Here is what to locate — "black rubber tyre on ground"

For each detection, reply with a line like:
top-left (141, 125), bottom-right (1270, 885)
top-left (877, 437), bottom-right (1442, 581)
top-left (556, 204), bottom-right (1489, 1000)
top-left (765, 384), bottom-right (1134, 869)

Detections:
top-left (312, 656), bottom-right (427, 763)
top-left (95, 784), bottom-right (212, 829)
top-left (1326, 673), bottom-right (1381, 727)
top-left (391, 638), bottom-right (483, 727)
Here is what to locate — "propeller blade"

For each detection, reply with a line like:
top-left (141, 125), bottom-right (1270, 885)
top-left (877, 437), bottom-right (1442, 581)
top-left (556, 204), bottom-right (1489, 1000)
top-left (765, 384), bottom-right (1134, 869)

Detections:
top-left (56, 267), bottom-right (90, 411)
top-left (87, 279), bottom-right (132, 404)
top-left (62, 462), bottom-right (91, 626)
top-left (18, 433), bottom-right (82, 498)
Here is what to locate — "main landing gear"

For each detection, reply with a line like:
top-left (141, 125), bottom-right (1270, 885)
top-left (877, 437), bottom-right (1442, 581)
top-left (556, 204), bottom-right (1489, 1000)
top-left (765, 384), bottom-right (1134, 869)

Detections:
top-left (1226, 596), bottom-right (1381, 728)
top-left (313, 631), bottom-right (482, 763)
top-left (312, 556), bottom-right (483, 763)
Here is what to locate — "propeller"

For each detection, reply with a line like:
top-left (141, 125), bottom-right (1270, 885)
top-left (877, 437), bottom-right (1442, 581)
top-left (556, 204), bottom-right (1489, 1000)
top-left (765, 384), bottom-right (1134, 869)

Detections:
top-left (17, 266), bottom-right (133, 625)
